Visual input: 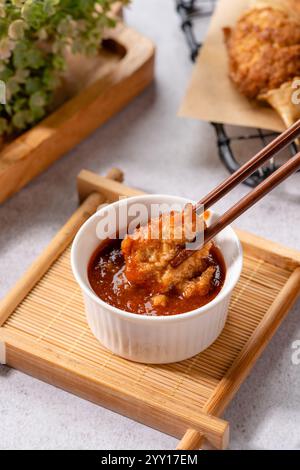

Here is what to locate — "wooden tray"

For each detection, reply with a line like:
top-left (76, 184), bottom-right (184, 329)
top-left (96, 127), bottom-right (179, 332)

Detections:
top-left (1, 169), bottom-right (300, 450)
top-left (0, 24), bottom-right (155, 205)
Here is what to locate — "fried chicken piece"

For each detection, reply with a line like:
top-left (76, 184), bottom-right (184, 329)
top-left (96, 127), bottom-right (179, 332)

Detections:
top-left (150, 265), bottom-right (215, 308)
top-left (151, 264), bottom-right (216, 308)
top-left (151, 294), bottom-right (168, 308)
top-left (251, 0), bottom-right (300, 22)
top-left (179, 266), bottom-right (216, 299)
top-left (224, 2), bottom-right (300, 127)
top-left (158, 243), bottom-right (211, 293)
top-left (121, 206), bottom-right (212, 295)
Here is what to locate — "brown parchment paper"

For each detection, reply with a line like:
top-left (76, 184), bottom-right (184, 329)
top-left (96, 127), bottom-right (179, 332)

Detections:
top-left (178, 0), bottom-right (286, 132)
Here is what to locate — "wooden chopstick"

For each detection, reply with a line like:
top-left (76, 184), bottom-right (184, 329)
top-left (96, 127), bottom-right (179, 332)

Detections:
top-left (195, 119), bottom-right (300, 212)
top-left (171, 150), bottom-right (300, 268)
top-left (204, 151), bottom-right (300, 244)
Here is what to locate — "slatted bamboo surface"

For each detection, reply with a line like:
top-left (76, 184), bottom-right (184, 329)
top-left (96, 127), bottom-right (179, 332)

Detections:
top-left (1, 169), bottom-right (300, 450)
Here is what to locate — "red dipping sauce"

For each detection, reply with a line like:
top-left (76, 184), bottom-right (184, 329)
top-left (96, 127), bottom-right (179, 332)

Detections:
top-left (88, 239), bottom-right (226, 316)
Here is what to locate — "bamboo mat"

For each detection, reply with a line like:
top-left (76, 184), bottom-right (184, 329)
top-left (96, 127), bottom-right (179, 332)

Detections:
top-left (3, 248), bottom-right (290, 411)
top-left (1, 170), bottom-right (300, 449)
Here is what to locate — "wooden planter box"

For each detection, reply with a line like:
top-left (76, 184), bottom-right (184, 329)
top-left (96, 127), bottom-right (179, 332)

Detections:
top-left (0, 25), bottom-right (155, 204)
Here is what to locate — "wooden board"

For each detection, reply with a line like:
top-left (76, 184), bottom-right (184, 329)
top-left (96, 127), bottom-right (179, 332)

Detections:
top-left (0, 25), bottom-right (155, 204)
top-left (1, 169), bottom-right (300, 450)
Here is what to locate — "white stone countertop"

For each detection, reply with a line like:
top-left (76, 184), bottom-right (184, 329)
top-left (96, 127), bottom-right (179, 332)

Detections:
top-left (0, 0), bottom-right (299, 450)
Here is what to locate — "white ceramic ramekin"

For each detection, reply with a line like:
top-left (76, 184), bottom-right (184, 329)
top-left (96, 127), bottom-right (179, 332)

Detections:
top-left (71, 195), bottom-right (243, 364)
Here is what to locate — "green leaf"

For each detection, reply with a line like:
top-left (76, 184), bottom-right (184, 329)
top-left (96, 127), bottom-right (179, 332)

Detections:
top-left (0, 65), bottom-right (14, 81)
top-left (12, 96), bottom-right (27, 112)
top-left (44, 0), bottom-right (60, 16)
top-left (52, 54), bottom-right (66, 71)
top-left (11, 1), bottom-right (26, 7)
top-left (13, 42), bottom-right (29, 68)
top-left (12, 110), bottom-right (30, 129)
top-left (21, 1), bottom-right (48, 29)
top-left (31, 105), bottom-right (46, 121)
top-left (29, 90), bottom-right (47, 109)
top-left (0, 117), bottom-right (8, 135)
top-left (25, 76), bottom-right (42, 94)
top-left (26, 47), bottom-right (45, 69)
top-left (7, 77), bottom-right (20, 97)
top-left (43, 68), bottom-right (60, 90)
top-left (8, 19), bottom-right (26, 40)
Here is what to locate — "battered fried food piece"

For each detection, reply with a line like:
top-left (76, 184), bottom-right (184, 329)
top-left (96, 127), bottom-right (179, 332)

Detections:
top-left (224, 1), bottom-right (300, 127)
top-left (224, 7), bottom-right (300, 99)
top-left (179, 266), bottom-right (216, 299)
top-left (121, 206), bottom-right (214, 298)
top-left (251, 0), bottom-right (300, 22)
top-left (151, 294), bottom-right (168, 308)
top-left (150, 265), bottom-right (216, 308)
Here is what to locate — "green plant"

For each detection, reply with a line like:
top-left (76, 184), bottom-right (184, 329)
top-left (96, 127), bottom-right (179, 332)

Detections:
top-left (0, 0), bottom-right (129, 137)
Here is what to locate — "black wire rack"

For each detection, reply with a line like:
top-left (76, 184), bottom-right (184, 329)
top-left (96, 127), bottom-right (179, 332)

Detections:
top-left (175, 0), bottom-right (298, 187)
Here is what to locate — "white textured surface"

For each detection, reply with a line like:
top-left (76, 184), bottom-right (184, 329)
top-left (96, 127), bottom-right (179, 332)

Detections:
top-left (0, 0), bottom-right (300, 450)
top-left (0, 340), bottom-right (6, 365)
